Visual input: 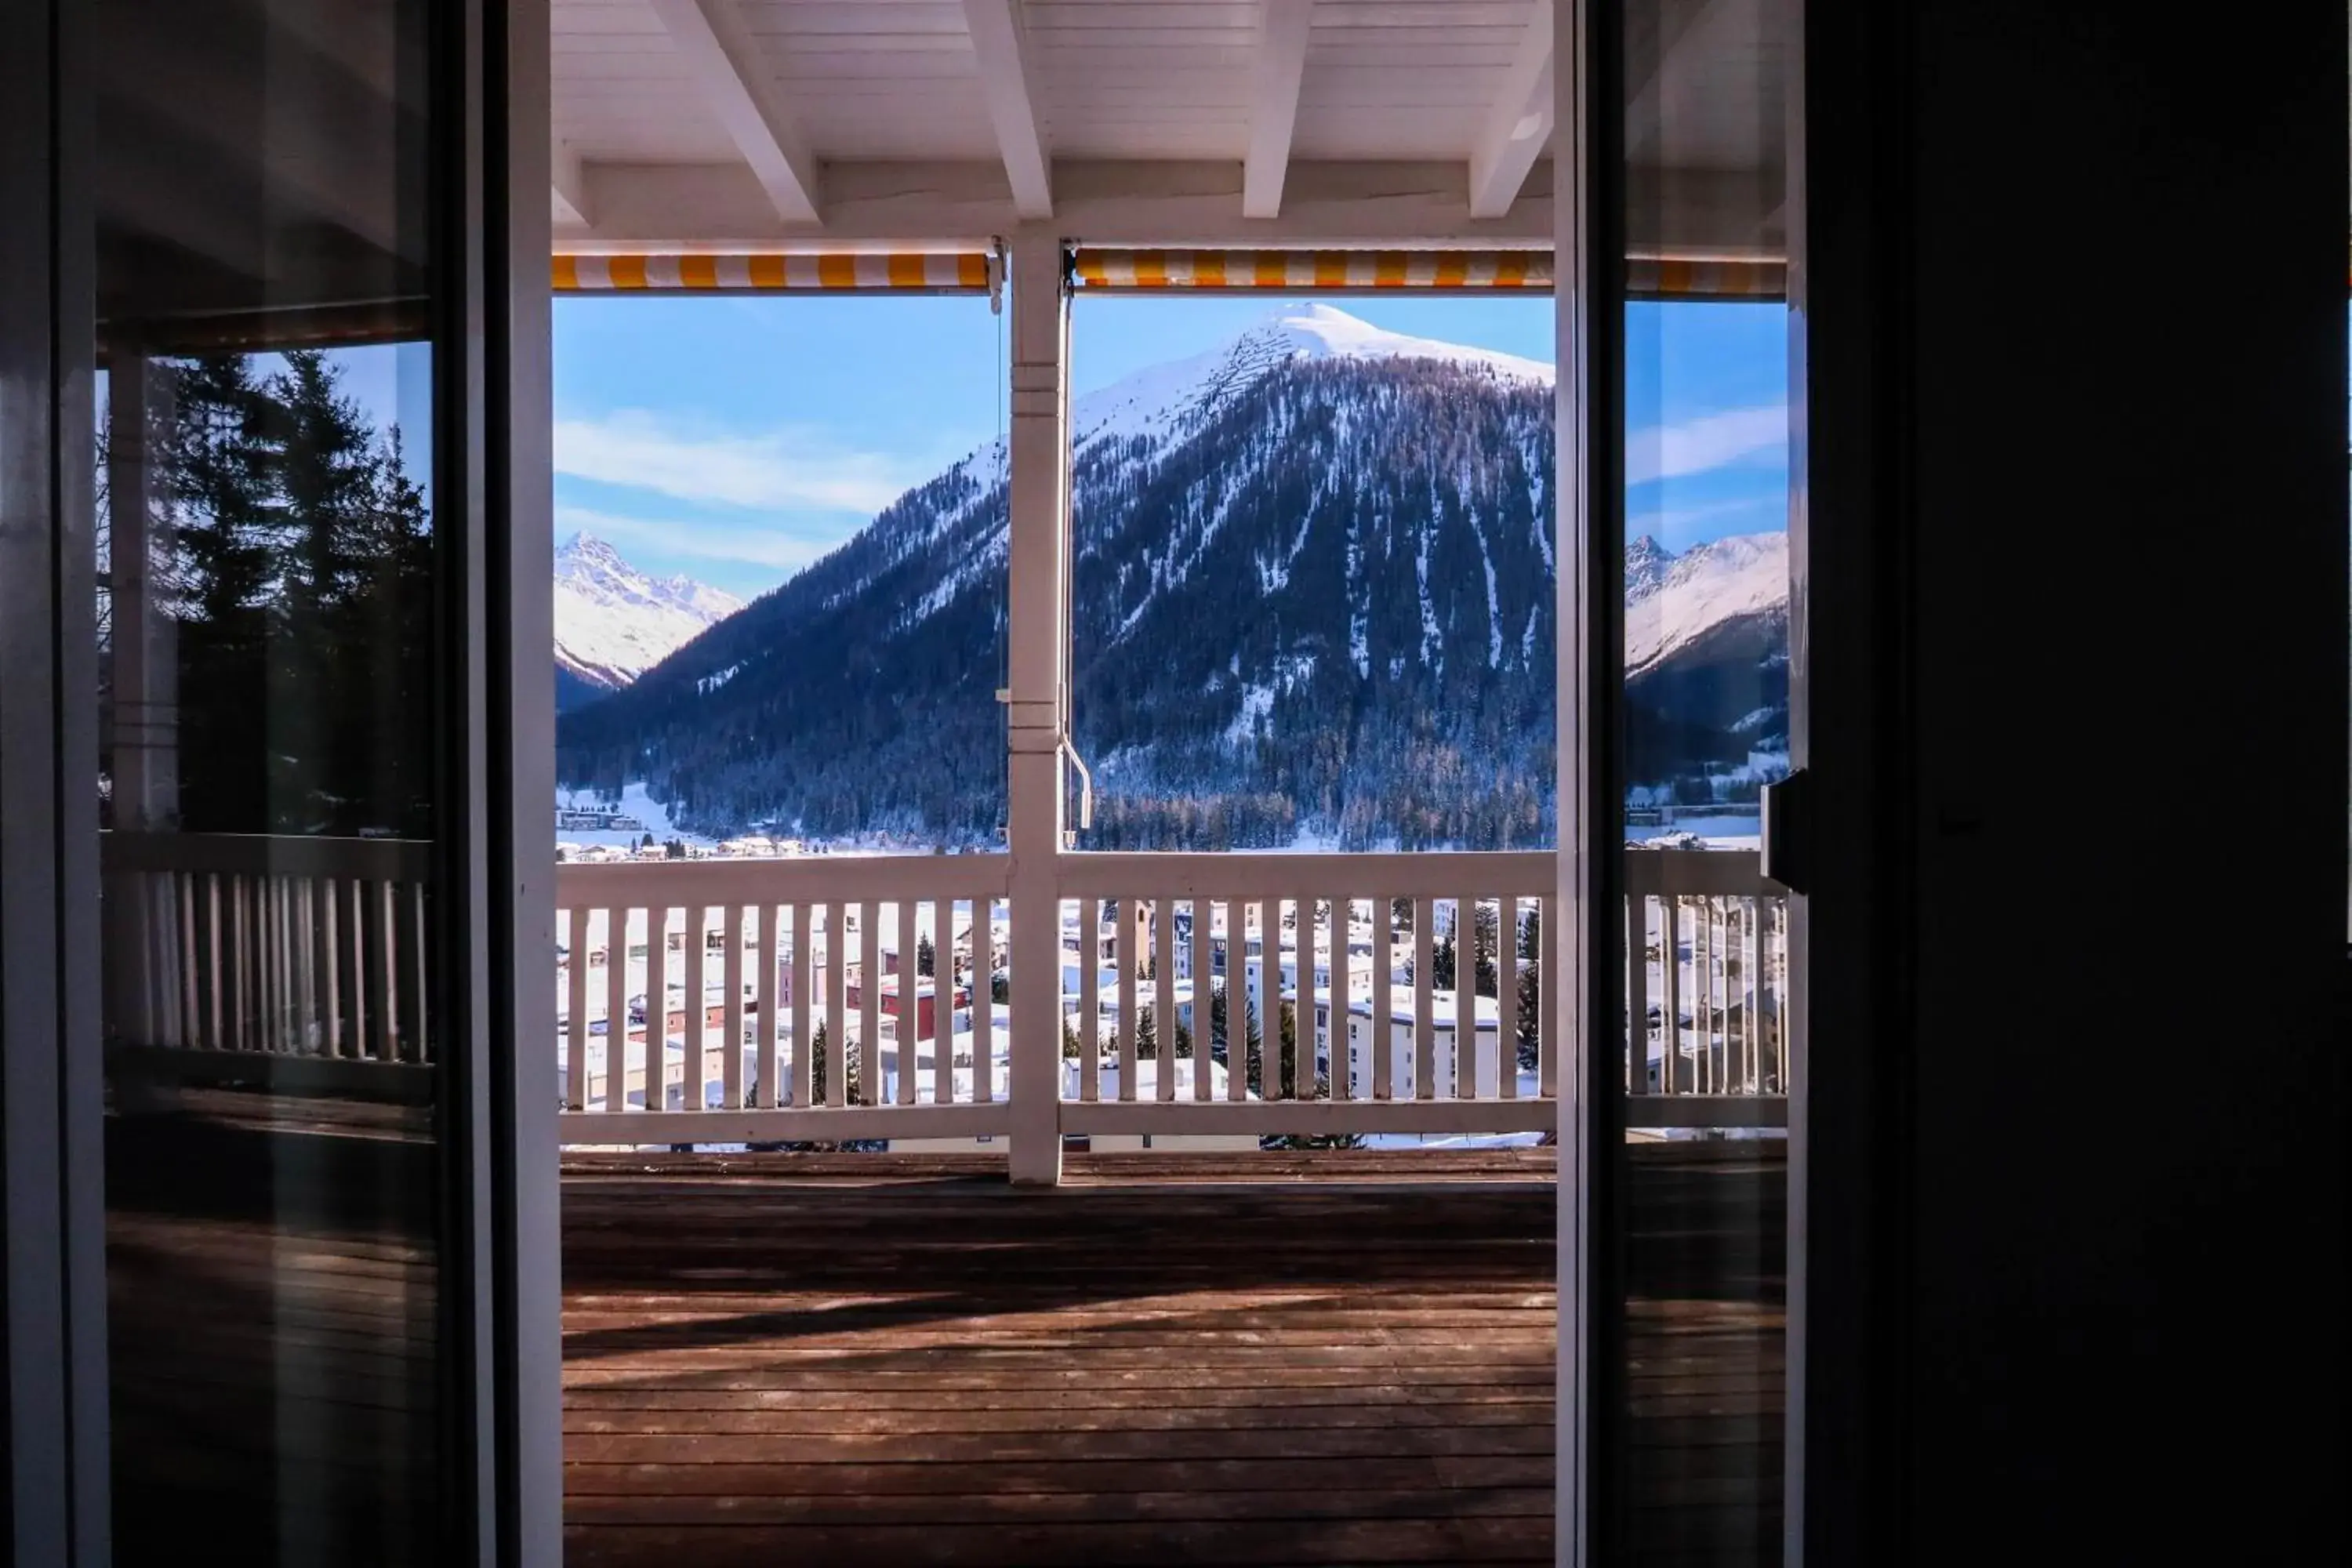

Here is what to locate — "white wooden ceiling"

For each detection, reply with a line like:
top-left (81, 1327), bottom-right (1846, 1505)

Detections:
top-left (552, 0), bottom-right (1784, 253)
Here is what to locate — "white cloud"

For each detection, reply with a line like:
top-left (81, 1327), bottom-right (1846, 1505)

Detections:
top-left (555, 506), bottom-right (837, 576)
top-left (1626, 405), bottom-right (1788, 487)
top-left (553, 410), bottom-right (916, 514)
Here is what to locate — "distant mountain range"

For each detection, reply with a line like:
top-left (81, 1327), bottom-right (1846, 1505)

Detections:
top-left (553, 532), bottom-right (740, 708)
top-left (555, 305), bottom-right (1789, 848)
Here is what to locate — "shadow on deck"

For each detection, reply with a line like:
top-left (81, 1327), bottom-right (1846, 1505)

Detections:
top-left (561, 1144), bottom-right (1784, 1567)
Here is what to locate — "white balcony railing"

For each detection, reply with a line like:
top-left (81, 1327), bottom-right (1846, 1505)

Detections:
top-left (549, 846), bottom-right (1789, 1148)
top-left (101, 831), bottom-right (436, 1070)
top-left (94, 835), bottom-right (1788, 1142)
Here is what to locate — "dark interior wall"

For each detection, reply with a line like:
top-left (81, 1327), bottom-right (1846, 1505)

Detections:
top-left (1876, 1), bottom-right (2346, 1557)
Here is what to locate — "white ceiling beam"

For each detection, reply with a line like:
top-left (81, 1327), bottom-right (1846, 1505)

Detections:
top-left (1468, 0), bottom-right (1555, 220)
top-left (1242, 0), bottom-right (1317, 220)
top-left (645, 0), bottom-right (822, 224)
top-left (960, 0), bottom-right (1053, 219)
top-left (572, 158), bottom-right (1578, 249)
top-left (551, 141), bottom-right (593, 229)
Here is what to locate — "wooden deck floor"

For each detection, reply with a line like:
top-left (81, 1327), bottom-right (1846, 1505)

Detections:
top-left (562, 1144), bottom-right (1784, 1567)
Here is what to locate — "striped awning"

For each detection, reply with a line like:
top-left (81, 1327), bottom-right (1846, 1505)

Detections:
top-left (554, 252), bottom-right (994, 294)
top-left (1072, 248), bottom-right (1785, 301)
top-left (1626, 256), bottom-right (1786, 301)
top-left (1070, 249), bottom-right (1550, 291)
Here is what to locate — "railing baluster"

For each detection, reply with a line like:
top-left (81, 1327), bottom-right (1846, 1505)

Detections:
top-left (1626, 889), bottom-right (1650, 1096)
top-left (823, 902), bottom-right (851, 1109)
top-left (1500, 895), bottom-right (1519, 1102)
top-left (973, 898), bottom-right (996, 1109)
top-left (1413, 895), bottom-right (1435, 1102)
top-left (565, 909), bottom-right (590, 1111)
top-left (896, 897), bottom-right (917, 1106)
top-left (1328, 895), bottom-right (1350, 1102)
top-left (1079, 896), bottom-right (1100, 1105)
top-left (408, 882), bottom-right (430, 1065)
top-left (1661, 896), bottom-right (1682, 1095)
top-left (1372, 895), bottom-right (1393, 1102)
top-left (857, 898), bottom-right (880, 1108)
top-left (1247, 899), bottom-right (1268, 1102)
top-left (375, 880), bottom-right (397, 1063)
top-left (644, 902), bottom-right (670, 1112)
top-left (1117, 898), bottom-right (1138, 1102)
top-left (297, 877), bottom-right (318, 1054)
top-left (209, 874), bottom-right (227, 1049)
top-left (1155, 898), bottom-right (1177, 1103)
top-left (1457, 892), bottom-right (1478, 1098)
top-left (341, 878), bottom-right (361, 1059)
top-left (785, 902), bottom-right (808, 1110)
top-left (601, 906), bottom-right (629, 1112)
top-left (931, 898), bottom-right (953, 1107)
top-left (683, 900), bottom-right (707, 1114)
top-left (319, 877), bottom-right (341, 1056)
top-left (1540, 887), bottom-right (1560, 1098)
top-left (723, 903), bottom-right (746, 1111)
top-left (178, 874), bottom-right (200, 1049)
top-left (1192, 896), bottom-right (1213, 1101)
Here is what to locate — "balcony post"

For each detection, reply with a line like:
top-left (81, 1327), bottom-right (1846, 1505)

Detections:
top-left (1003, 225), bottom-right (1067, 1185)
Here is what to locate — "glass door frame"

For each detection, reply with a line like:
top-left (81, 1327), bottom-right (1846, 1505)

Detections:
top-left (0, 0), bottom-right (562, 1559)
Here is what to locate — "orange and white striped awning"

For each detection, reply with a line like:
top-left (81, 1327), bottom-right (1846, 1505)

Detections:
top-left (1626, 256), bottom-right (1786, 301)
top-left (1071, 248), bottom-right (1785, 301)
top-left (1070, 249), bottom-right (1551, 291)
top-left (554, 252), bottom-right (993, 294)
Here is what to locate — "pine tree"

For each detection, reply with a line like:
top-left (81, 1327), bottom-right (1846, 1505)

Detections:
top-left (1135, 1005), bottom-right (1159, 1061)
top-left (917, 933), bottom-right (935, 978)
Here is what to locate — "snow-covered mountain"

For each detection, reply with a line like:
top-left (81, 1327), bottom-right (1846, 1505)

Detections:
top-left (1626, 531), bottom-right (1788, 677)
top-left (1071, 300), bottom-right (1552, 452)
top-left (558, 304), bottom-right (1787, 847)
top-left (553, 533), bottom-right (742, 701)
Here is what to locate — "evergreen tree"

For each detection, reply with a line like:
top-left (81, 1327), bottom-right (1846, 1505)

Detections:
top-left (1515, 906), bottom-right (1543, 1070)
top-left (1135, 1005), bottom-right (1159, 1062)
top-left (916, 932), bottom-right (935, 978)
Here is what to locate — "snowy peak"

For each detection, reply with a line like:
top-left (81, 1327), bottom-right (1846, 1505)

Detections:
top-left (554, 532), bottom-right (743, 693)
top-left (1624, 531), bottom-right (1788, 676)
top-left (1072, 301), bottom-right (1553, 452)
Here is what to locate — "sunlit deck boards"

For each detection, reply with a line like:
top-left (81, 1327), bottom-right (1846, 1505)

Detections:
top-left (561, 1144), bottom-right (1785, 1567)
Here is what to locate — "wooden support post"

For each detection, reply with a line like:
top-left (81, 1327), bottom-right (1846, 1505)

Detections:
top-left (1004, 225), bottom-right (1068, 1185)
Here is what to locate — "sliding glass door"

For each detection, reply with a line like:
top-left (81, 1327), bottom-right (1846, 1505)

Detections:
top-left (1567, 0), bottom-right (1798, 1561)
top-left (3, 0), bottom-right (553, 1559)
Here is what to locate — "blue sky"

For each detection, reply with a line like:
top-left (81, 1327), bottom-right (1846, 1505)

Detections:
top-left (552, 293), bottom-right (1788, 600)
